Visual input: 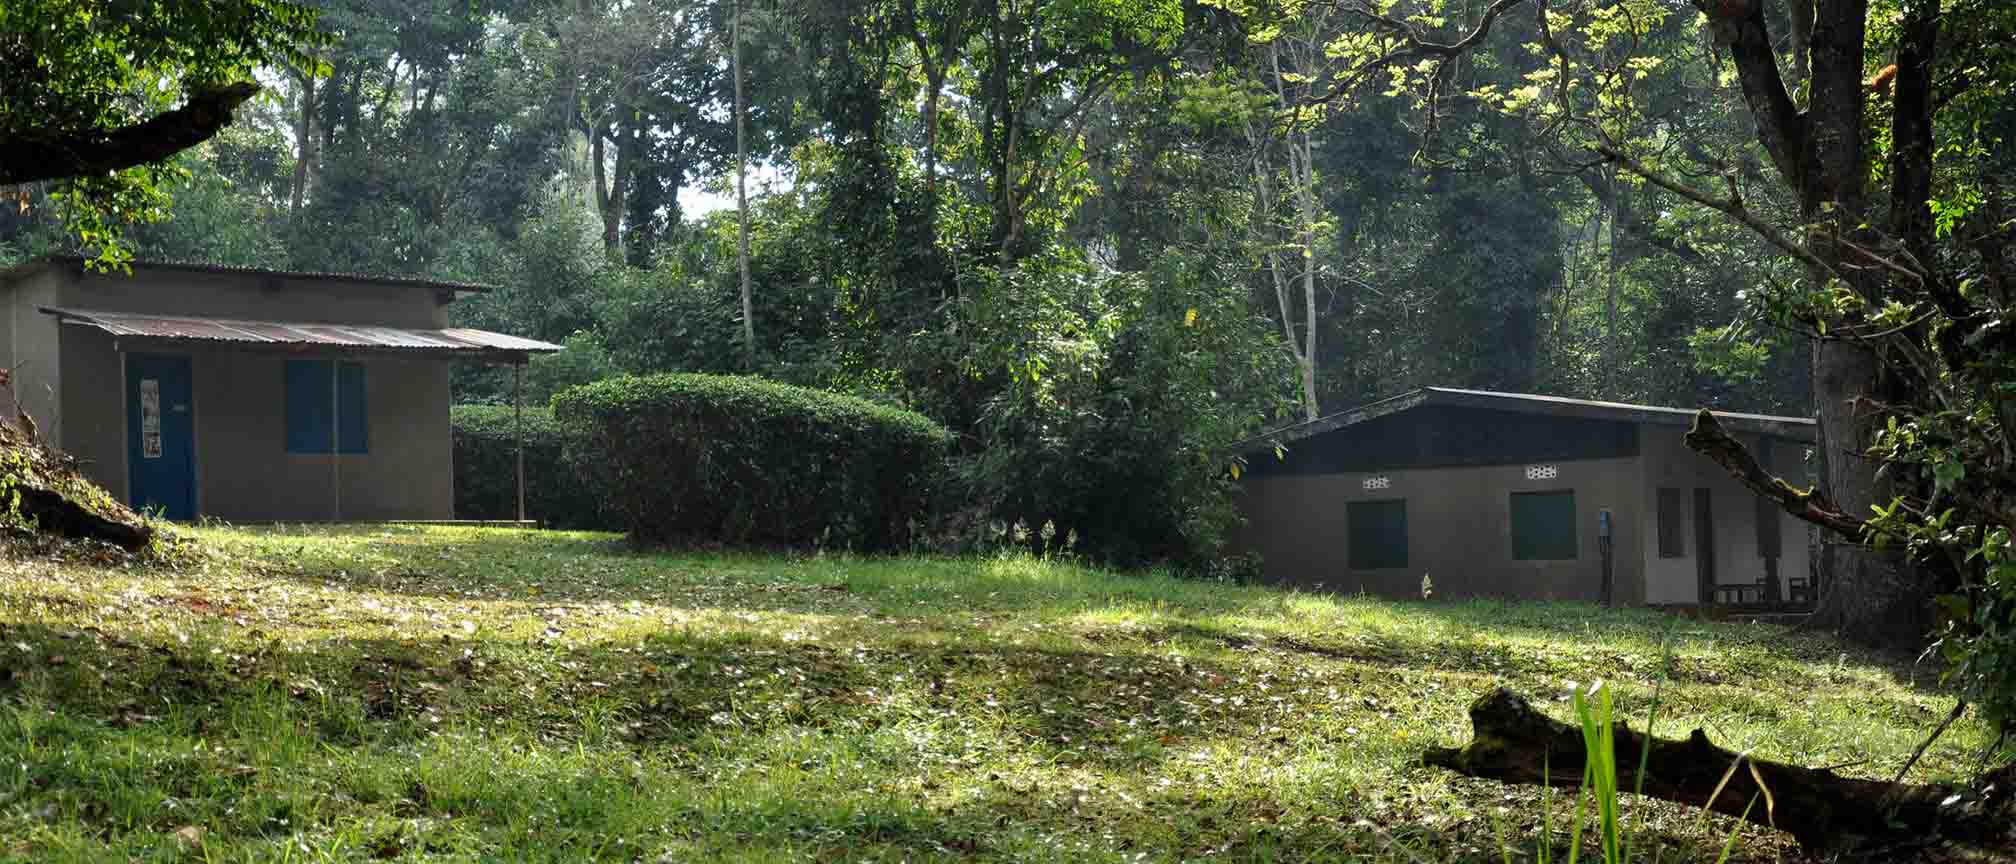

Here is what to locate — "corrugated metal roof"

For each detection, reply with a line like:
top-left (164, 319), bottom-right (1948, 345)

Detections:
top-left (3, 255), bottom-right (496, 294)
top-left (1242, 386), bottom-right (1815, 451)
top-left (41, 307), bottom-right (561, 356)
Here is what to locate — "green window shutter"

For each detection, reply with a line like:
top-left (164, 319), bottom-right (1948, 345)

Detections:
top-left (1511, 490), bottom-right (1577, 560)
top-left (1347, 499), bottom-right (1408, 570)
top-left (1754, 490), bottom-right (1780, 554)
top-left (1657, 487), bottom-right (1684, 558)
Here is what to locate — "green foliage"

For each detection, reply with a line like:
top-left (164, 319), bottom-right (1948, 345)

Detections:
top-left (0, 0), bottom-right (324, 264)
top-left (448, 405), bottom-right (613, 530)
top-left (553, 373), bottom-right (952, 550)
top-left (952, 250), bottom-right (1294, 564)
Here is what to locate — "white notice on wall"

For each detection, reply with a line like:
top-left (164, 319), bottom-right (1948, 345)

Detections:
top-left (140, 379), bottom-right (162, 459)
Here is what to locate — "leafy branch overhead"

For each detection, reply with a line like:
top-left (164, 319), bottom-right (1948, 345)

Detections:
top-left (0, 0), bottom-right (325, 259)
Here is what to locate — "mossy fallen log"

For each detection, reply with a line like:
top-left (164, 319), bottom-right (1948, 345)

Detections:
top-left (1423, 688), bottom-right (2016, 861)
top-left (0, 420), bottom-right (153, 551)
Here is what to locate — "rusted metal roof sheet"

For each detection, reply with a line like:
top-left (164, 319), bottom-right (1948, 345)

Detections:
top-left (41, 307), bottom-right (560, 356)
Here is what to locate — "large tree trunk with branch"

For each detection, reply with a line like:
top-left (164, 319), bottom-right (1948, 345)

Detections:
top-left (1688, 0), bottom-right (1934, 649)
top-left (1425, 688), bottom-right (2016, 860)
top-left (593, 122), bottom-right (634, 257)
top-left (0, 83), bottom-right (260, 185)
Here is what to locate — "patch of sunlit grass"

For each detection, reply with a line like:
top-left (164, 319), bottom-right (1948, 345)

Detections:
top-left (0, 525), bottom-right (1996, 862)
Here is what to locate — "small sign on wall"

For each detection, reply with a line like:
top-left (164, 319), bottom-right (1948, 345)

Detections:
top-left (1362, 475), bottom-right (1391, 491)
top-left (140, 378), bottom-right (162, 459)
top-left (1525, 464), bottom-right (1559, 480)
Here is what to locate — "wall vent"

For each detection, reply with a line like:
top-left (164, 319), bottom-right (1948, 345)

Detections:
top-left (1362, 475), bottom-right (1391, 491)
top-left (1525, 464), bottom-right (1560, 481)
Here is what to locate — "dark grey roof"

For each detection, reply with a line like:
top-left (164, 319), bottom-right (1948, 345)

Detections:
top-left (1, 255), bottom-right (495, 294)
top-left (1244, 387), bottom-right (1816, 450)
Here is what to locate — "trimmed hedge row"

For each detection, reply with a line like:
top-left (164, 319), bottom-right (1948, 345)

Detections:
top-left (553, 374), bottom-right (951, 550)
top-left (449, 405), bottom-right (614, 530)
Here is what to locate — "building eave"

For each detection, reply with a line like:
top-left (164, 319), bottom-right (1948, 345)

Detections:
top-left (1239, 387), bottom-right (1817, 453)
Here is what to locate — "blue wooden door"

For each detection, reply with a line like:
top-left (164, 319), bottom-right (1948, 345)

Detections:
top-left (127, 353), bottom-right (195, 519)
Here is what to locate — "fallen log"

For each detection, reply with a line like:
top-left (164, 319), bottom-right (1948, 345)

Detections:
top-left (0, 418), bottom-right (154, 551)
top-left (1423, 688), bottom-right (2016, 860)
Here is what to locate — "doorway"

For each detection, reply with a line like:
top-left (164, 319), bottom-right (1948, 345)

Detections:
top-left (127, 353), bottom-right (196, 519)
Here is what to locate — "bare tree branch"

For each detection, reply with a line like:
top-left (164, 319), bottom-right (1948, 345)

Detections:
top-left (1685, 410), bottom-right (1869, 539)
top-left (1594, 142), bottom-right (1847, 286)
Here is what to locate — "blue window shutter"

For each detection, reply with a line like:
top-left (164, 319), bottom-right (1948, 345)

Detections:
top-left (285, 359), bottom-right (332, 453)
top-left (338, 362), bottom-right (368, 454)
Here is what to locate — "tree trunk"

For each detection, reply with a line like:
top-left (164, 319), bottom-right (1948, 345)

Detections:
top-left (1603, 175), bottom-right (1621, 397)
top-left (597, 124), bottom-right (631, 257)
top-left (1293, 131), bottom-right (1320, 421)
top-left (1808, 340), bottom-right (1928, 647)
top-left (290, 72), bottom-right (316, 216)
top-left (733, 0), bottom-right (755, 367)
top-left (591, 121), bottom-right (610, 219)
top-left (1703, 0), bottom-right (1932, 649)
top-left (1786, 0), bottom-right (1815, 91)
top-left (1260, 39), bottom-right (1321, 422)
top-left (923, 62), bottom-right (944, 203)
top-left (1425, 688), bottom-right (2016, 860)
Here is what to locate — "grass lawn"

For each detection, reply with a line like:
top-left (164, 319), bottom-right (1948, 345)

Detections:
top-left (0, 525), bottom-right (1999, 862)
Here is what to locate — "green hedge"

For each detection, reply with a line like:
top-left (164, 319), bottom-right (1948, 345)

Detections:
top-left (552, 374), bottom-right (951, 550)
top-left (450, 405), bottom-right (614, 530)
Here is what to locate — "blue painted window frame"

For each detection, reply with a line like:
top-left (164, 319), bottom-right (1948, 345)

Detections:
top-left (285, 358), bottom-right (368, 454)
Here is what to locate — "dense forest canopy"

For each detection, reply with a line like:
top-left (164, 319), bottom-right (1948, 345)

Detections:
top-left (2, 0), bottom-right (1811, 413)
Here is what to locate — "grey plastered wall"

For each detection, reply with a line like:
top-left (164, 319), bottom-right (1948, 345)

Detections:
top-left (1237, 456), bottom-right (1646, 604)
top-left (5, 267), bottom-right (67, 447)
top-left (61, 267), bottom-right (449, 328)
top-left (55, 340), bottom-right (453, 522)
top-left (58, 327), bottom-right (127, 501)
top-left (187, 348), bottom-right (453, 521)
top-left (1638, 426), bottom-right (1813, 604)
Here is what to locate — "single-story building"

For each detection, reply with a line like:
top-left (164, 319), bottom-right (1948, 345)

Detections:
top-left (1234, 387), bottom-right (1816, 610)
top-left (0, 256), bottom-right (559, 522)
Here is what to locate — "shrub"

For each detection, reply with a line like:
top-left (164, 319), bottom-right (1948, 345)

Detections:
top-left (552, 374), bottom-right (951, 550)
top-left (450, 405), bottom-right (613, 530)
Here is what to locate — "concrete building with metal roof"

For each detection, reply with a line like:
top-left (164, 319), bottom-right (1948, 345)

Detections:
top-left (1234, 387), bottom-right (1817, 611)
top-left (0, 256), bottom-right (560, 522)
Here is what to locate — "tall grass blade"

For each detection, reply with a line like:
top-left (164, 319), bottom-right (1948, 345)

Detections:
top-left (1541, 751), bottom-right (1554, 864)
top-left (1712, 793), bottom-right (1761, 864)
top-left (1492, 808), bottom-right (1514, 864)
top-left (1693, 750), bottom-right (1750, 848)
top-left (1624, 641), bottom-right (1673, 864)
top-left (1744, 758), bottom-right (1778, 836)
top-left (1566, 760), bottom-right (1591, 864)
top-left (1572, 682), bottom-right (1622, 863)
